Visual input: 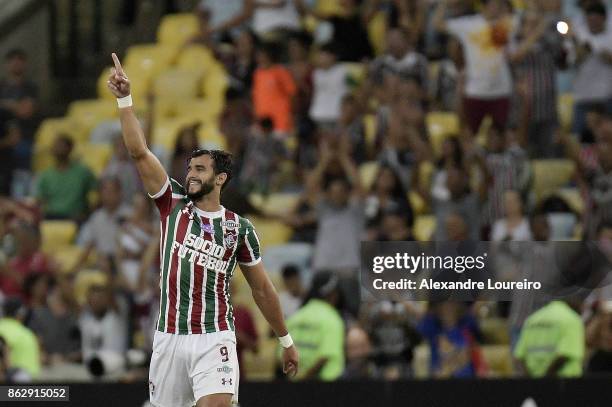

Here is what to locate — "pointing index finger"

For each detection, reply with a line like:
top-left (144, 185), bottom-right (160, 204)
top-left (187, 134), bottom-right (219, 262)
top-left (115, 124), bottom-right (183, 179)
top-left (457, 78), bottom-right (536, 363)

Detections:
top-left (111, 53), bottom-right (124, 76)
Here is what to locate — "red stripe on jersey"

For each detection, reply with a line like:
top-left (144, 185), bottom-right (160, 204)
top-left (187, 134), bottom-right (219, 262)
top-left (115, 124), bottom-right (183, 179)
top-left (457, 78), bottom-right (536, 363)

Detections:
top-left (216, 211), bottom-right (236, 331)
top-left (190, 216), bottom-right (212, 334)
top-left (166, 210), bottom-right (190, 334)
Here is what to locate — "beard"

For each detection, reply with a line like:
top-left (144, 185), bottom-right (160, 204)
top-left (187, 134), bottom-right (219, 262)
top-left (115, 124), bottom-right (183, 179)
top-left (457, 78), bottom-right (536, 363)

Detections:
top-left (185, 176), bottom-right (215, 201)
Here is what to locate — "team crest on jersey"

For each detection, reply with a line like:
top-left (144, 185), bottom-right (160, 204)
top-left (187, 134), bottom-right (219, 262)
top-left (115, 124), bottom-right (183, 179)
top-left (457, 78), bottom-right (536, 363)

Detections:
top-left (224, 232), bottom-right (237, 248)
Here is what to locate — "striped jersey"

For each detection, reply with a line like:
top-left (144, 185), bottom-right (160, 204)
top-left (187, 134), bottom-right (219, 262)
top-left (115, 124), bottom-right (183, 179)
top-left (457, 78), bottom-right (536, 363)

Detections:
top-left (150, 177), bottom-right (261, 334)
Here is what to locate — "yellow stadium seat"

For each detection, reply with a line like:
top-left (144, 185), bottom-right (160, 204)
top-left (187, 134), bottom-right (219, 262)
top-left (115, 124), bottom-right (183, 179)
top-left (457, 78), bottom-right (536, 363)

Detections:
top-left (344, 62), bottom-right (366, 86)
top-left (481, 345), bottom-right (513, 377)
top-left (157, 13), bottom-right (199, 46)
top-left (315, 0), bottom-right (342, 16)
top-left (426, 112), bottom-right (460, 157)
top-left (414, 215), bottom-right (436, 241)
top-left (52, 245), bottom-right (85, 273)
top-left (74, 269), bottom-right (109, 305)
top-left (152, 116), bottom-right (201, 151)
top-left (201, 62), bottom-right (228, 116)
top-left (75, 144), bottom-right (113, 176)
top-left (409, 191), bottom-right (428, 216)
top-left (154, 68), bottom-right (201, 99)
top-left (359, 161), bottom-right (379, 190)
top-left (248, 217), bottom-right (292, 249)
top-left (67, 99), bottom-right (117, 136)
top-left (176, 45), bottom-right (216, 76)
top-left (250, 193), bottom-right (300, 214)
top-left (41, 220), bottom-right (78, 254)
top-left (531, 159), bottom-right (576, 202)
top-left (558, 187), bottom-right (585, 215)
top-left (480, 317), bottom-right (510, 344)
top-left (412, 343), bottom-right (430, 378)
top-left (558, 93), bottom-right (574, 131)
top-left (124, 44), bottom-right (178, 83)
top-left (197, 122), bottom-right (227, 150)
top-left (363, 114), bottom-right (377, 151)
top-left (242, 337), bottom-right (277, 380)
top-left (155, 97), bottom-right (218, 122)
top-left (367, 11), bottom-right (387, 56)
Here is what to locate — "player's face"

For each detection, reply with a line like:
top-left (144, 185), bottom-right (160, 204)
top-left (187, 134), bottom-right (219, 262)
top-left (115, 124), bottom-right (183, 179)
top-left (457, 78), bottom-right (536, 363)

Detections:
top-left (185, 155), bottom-right (216, 201)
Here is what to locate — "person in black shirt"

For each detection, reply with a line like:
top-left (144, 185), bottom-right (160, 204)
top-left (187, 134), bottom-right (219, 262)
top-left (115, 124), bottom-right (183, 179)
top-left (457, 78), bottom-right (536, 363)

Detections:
top-left (0, 108), bottom-right (20, 196)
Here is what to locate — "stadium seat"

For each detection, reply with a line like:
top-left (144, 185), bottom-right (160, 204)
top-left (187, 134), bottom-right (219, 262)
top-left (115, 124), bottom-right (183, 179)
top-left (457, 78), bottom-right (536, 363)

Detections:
top-left (200, 62), bottom-right (228, 117)
top-left (248, 217), bottom-right (293, 249)
top-left (480, 317), bottom-right (510, 344)
top-left (197, 122), bottom-right (227, 150)
top-left (531, 159), bottom-right (576, 202)
top-left (413, 215), bottom-right (436, 241)
top-left (367, 11), bottom-right (386, 55)
top-left (359, 161), bottom-right (379, 190)
top-left (412, 343), bottom-right (431, 379)
top-left (155, 97), bottom-right (219, 123)
top-left (426, 112), bottom-right (460, 157)
top-left (67, 99), bottom-right (117, 136)
top-left (157, 13), bottom-right (199, 46)
top-left (409, 191), bottom-right (428, 216)
top-left (557, 187), bottom-right (585, 215)
top-left (124, 44), bottom-right (178, 83)
top-left (262, 243), bottom-right (313, 276)
top-left (176, 45), bottom-right (216, 77)
top-left (153, 68), bottom-right (201, 99)
top-left (481, 345), bottom-right (513, 377)
top-left (41, 220), bottom-right (78, 254)
top-left (75, 144), bottom-right (113, 176)
top-left (152, 116), bottom-right (202, 151)
top-left (363, 114), bottom-right (377, 152)
top-left (52, 245), bottom-right (85, 273)
top-left (343, 62), bottom-right (366, 87)
top-left (558, 93), bottom-right (574, 131)
top-left (249, 192), bottom-right (300, 215)
top-left (242, 338), bottom-right (277, 380)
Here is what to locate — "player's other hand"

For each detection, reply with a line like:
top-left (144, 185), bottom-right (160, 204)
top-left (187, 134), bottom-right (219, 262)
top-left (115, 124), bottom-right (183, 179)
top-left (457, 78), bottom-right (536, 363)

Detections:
top-left (107, 53), bottom-right (131, 98)
top-left (282, 345), bottom-right (299, 377)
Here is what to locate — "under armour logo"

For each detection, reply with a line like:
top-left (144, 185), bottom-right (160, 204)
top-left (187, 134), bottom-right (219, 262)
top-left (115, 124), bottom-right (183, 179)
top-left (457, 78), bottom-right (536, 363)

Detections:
top-left (221, 378), bottom-right (232, 386)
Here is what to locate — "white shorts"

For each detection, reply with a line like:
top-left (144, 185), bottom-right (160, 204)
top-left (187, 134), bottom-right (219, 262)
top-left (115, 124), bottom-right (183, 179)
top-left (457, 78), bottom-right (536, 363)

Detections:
top-left (149, 330), bottom-right (239, 407)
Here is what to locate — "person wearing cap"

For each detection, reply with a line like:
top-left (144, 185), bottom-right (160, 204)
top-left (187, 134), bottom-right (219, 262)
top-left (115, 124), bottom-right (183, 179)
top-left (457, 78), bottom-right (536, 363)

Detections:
top-left (285, 272), bottom-right (345, 381)
top-left (0, 297), bottom-right (40, 378)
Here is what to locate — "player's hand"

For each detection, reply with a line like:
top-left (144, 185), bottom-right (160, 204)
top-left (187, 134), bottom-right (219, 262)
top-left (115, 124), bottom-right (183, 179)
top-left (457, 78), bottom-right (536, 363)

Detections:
top-left (107, 52), bottom-right (131, 98)
top-left (282, 345), bottom-right (299, 377)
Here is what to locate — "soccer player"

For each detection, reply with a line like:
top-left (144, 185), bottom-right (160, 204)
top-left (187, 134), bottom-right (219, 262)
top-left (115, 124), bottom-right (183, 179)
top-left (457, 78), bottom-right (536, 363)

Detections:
top-left (106, 53), bottom-right (298, 407)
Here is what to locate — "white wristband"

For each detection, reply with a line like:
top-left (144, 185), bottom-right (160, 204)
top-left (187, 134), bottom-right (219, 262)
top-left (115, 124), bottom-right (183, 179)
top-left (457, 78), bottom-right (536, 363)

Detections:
top-left (279, 333), bottom-right (293, 349)
top-left (117, 94), bottom-right (133, 108)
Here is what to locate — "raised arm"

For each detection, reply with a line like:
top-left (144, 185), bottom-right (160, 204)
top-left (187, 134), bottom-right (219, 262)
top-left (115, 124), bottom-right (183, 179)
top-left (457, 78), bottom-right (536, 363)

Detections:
top-left (107, 53), bottom-right (168, 196)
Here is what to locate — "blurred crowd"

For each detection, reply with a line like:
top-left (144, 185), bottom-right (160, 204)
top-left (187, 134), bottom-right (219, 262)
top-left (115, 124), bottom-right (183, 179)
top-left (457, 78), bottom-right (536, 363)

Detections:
top-left (0, 0), bottom-right (612, 384)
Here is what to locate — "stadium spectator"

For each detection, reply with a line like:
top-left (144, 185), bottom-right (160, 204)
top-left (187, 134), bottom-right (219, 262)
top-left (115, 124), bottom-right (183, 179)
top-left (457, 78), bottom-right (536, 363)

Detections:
top-left (309, 137), bottom-right (364, 274)
top-left (376, 209), bottom-right (414, 242)
top-left (433, 0), bottom-right (516, 133)
top-left (337, 94), bottom-right (368, 164)
top-left (79, 284), bottom-right (128, 367)
top-left (287, 31), bottom-right (314, 140)
top-left (586, 300), bottom-right (612, 373)
top-left (508, 8), bottom-right (564, 158)
top-left (28, 280), bottom-right (81, 366)
top-left (0, 108), bottom-right (19, 196)
top-left (0, 222), bottom-right (54, 298)
top-left (491, 190), bottom-right (532, 241)
top-left (0, 49), bottom-right (38, 197)
top-left (570, 2), bottom-right (612, 138)
top-left (252, 0), bottom-right (301, 38)
top-left (286, 272), bottom-right (345, 381)
top-left (224, 30), bottom-right (257, 97)
top-left (193, 0), bottom-right (255, 44)
top-left (0, 297), bottom-right (40, 378)
top-left (35, 135), bottom-right (96, 221)
top-left (281, 190), bottom-right (318, 243)
top-left (0, 336), bottom-right (30, 383)
top-left (23, 272), bottom-right (50, 310)
top-left (365, 164), bottom-right (413, 239)
top-left (364, 301), bottom-right (422, 379)
top-left (295, 0), bottom-right (373, 62)
top-left (169, 123), bottom-right (201, 182)
top-left (514, 299), bottom-right (585, 377)
top-left (238, 117), bottom-right (287, 194)
top-left (367, 28), bottom-right (428, 94)
top-left (102, 135), bottom-right (142, 205)
top-left (308, 43), bottom-right (350, 127)
top-left (342, 325), bottom-right (376, 379)
top-left (418, 302), bottom-right (482, 378)
top-left (252, 43), bottom-right (296, 133)
top-left (279, 264), bottom-right (304, 318)
top-left (75, 177), bottom-right (132, 273)
top-left (529, 210), bottom-right (552, 242)
top-left (116, 195), bottom-right (155, 293)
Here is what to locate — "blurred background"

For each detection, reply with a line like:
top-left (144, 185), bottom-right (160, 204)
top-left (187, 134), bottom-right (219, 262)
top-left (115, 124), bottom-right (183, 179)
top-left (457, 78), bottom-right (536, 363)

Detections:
top-left (0, 0), bottom-right (612, 405)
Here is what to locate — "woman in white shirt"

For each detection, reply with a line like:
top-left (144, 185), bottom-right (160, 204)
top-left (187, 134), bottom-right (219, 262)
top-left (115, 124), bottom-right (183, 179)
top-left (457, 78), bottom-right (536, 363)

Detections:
top-left (491, 189), bottom-right (532, 241)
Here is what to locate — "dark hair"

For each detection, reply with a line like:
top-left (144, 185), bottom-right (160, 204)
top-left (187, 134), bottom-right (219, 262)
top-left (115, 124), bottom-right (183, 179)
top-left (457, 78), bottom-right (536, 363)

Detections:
top-left (259, 117), bottom-right (274, 132)
top-left (5, 48), bottom-right (26, 60)
top-left (173, 124), bottom-right (200, 157)
top-left (437, 136), bottom-right (464, 168)
top-left (258, 41), bottom-right (281, 63)
top-left (191, 149), bottom-right (234, 190)
top-left (319, 42), bottom-right (340, 57)
top-left (371, 164), bottom-right (407, 201)
top-left (288, 31), bottom-right (313, 49)
top-left (55, 134), bottom-right (74, 150)
top-left (3, 297), bottom-right (25, 319)
top-left (596, 221), bottom-right (612, 236)
top-left (282, 264), bottom-right (300, 280)
top-left (586, 2), bottom-right (607, 16)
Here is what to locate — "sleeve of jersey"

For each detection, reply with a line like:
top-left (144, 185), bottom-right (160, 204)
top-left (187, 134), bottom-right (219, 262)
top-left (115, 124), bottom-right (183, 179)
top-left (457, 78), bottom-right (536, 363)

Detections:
top-left (237, 220), bottom-right (262, 266)
top-left (148, 177), bottom-right (186, 219)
